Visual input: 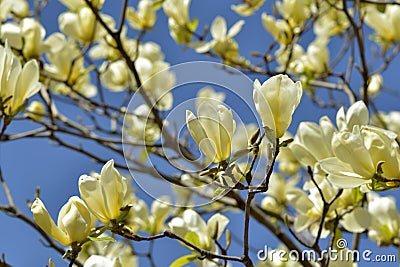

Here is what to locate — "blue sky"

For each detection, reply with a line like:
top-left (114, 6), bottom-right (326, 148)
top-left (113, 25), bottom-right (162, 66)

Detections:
top-left (1, 1), bottom-right (399, 266)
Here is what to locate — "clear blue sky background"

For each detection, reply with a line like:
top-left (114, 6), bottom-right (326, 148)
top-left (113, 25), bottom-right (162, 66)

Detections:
top-left (1, 1), bottom-right (399, 266)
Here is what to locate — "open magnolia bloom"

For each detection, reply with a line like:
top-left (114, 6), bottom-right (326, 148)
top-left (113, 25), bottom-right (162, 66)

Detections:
top-left (320, 125), bottom-right (400, 190)
top-left (253, 74), bottom-right (302, 139)
top-left (169, 210), bottom-right (229, 266)
top-left (0, 42), bottom-right (41, 116)
top-left (79, 160), bottom-right (132, 223)
top-left (364, 4), bottom-right (400, 47)
top-left (31, 196), bottom-right (92, 246)
top-left (195, 16), bottom-right (244, 63)
top-left (290, 116), bottom-right (335, 168)
top-left (367, 194), bottom-right (400, 246)
top-left (126, 0), bottom-right (157, 30)
top-left (287, 180), bottom-right (370, 237)
top-left (186, 102), bottom-right (236, 163)
top-left (1, 17), bottom-right (46, 59)
top-left (125, 197), bottom-right (171, 235)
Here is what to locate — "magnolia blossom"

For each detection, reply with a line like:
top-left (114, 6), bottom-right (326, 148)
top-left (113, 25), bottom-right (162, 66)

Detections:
top-left (336, 100), bottom-right (369, 131)
top-left (26, 100), bottom-right (45, 121)
top-left (0, 0), bottom-right (28, 19)
top-left (1, 18), bottom-right (46, 59)
top-left (261, 13), bottom-right (292, 45)
top-left (137, 58), bottom-right (175, 110)
top-left (89, 27), bottom-right (136, 61)
top-left (100, 60), bottom-right (134, 92)
top-left (0, 42), bottom-right (41, 115)
top-left (163, 0), bottom-right (197, 44)
top-left (290, 116), bottom-right (335, 168)
top-left (196, 16), bottom-right (244, 62)
top-left (31, 197), bottom-right (92, 246)
top-left (79, 160), bottom-right (132, 223)
top-left (124, 104), bottom-right (161, 143)
top-left (261, 172), bottom-right (298, 214)
top-left (275, 44), bottom-right (305, 73)
top-left (126, 0), bottom-right (157, 30)
top-left (364, 4), bottom-right (400, 46)
top-left (82, 241), bottom-right (138, 267)
top-left (276, 0), bottom-right (310, 28)
top-left (364, 73), bottom-right (383, 98)
top-left (372, 111), bottom-right (400, 139)
top-left (169, 210), bottom-right (229, 251)
top-left (367, 195), bottom-right (400, 246)
top-left (287, 180), bottom-right (369, 237)
top-left (300, 39), bottom-right (330, 75)
top-left (195, 86), bottom-right (226, 109)
top-left (313, 2), bottom-right (350, 38)
top-left (126, 197), bottom-right (171, 234)
top-left (320, 125), bottom-right (400, 190)
top-left (253, 74), bottom-right (302, 138)
top-left (44, 33), bottom-right (96, 97)
top-left (169, 211), bottom-right (229, 267)
top-left (59, 7), bottom-right (113, 44)
top-left (186, 102), bottom-right (236, 163)
top-left (231, 0), bottom-right (265, 16)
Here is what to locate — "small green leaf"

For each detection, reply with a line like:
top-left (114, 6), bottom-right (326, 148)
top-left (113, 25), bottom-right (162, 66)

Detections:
top-left (188, 18), bottom-right (198, 32)
top-left (351, 187), bottom-right (364, 205)
top-left (170, 254), bottom-right (197, 267)
top-left (184, 231), bottom-right (200, 247)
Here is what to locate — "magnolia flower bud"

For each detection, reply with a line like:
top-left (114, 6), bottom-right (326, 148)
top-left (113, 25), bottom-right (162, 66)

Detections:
top-left (31, 197), bottom-right (92, 246)
top-left (186, 102), bottom-right (236, 163)
top-left (79, 160), bottom-right (131, 223)
top-left (253, 74), bottom-right (302, 138)
top-left (364, 74), bottom-right (383, 97)
top-left (26, 100), bottom-right (45, 121)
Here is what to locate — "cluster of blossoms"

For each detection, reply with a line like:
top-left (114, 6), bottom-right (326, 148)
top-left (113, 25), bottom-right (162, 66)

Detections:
top-left (31, 160), bottom-right (231, 266)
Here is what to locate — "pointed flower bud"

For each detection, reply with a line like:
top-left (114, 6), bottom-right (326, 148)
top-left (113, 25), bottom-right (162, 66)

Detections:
top-left (31, 197), bottom-right (92, 246)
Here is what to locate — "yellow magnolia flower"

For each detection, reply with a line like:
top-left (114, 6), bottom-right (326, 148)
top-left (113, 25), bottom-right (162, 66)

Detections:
top-left (364, 4), bottom-right (400, 47)
top-left (31, 196), bottom-right (92, 246)
top-left (126, 0), bottom-right (157, 30)
top-left (368, 195), bottom-right (400, 246)
top-left (253, 74), bottom-right (302, 139)
top-left (0, 42), bottom-right (41, 115)
top-left (58, 7), bottom-right (113, 44)
top-left (261, 13), bottom-right (293, 45)
top-left (231, 0), bottom-right (265, 17)
top-left (1, 18), bottom-right (46, 59)
top-left (163, 0), bottom-right (197, 44)
top-left (186, 102), bottom-right (236, 163)
top-left (79, 160), bottom-right (131, 223)
top-left (320, 126), bottom-right (400, 190)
